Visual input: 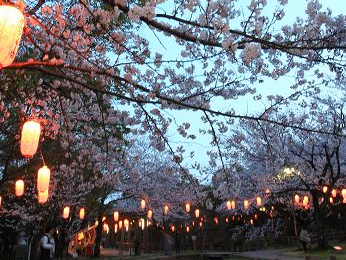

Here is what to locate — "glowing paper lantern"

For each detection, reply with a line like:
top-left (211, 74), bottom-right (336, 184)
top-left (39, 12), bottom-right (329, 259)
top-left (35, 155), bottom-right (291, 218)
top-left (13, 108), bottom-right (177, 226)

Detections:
top-left (63, 206), bottom-right (70, 219)
top-left (124, 219), bottom-right (129, 231)
top-left (330, 197), bottom-right (334, 204)
top-left (113, 211), bottom-right (119, 222)
top-left (342, 189), bottom-right (346, 198)
top-left (250, 219), bottom-right (254, 225)
top-left (38, 189), bottom-right (48, 204)
top-left (103, 223), bottom-right (109, 233)
top-left (231, 200), bottom-right (236, 209)
top-left (20, 121), bottom-right (41, 157)
top-left (226, 200), bottom-right (232, 210)
top-left (171, 225), bottom-right (175, 232)
top-left (256, 197), bottom-right (262, 206)
top-left (79, 208), bottom-right (85, 220)
top-left (265, 189), bottom-right (270, 194)
top-left (243, 200), bottom-right (249, 209)
top-left (294, 194), bottom-right (300, 204)
top-left (331, 189), bottom-right (337, 198)
top-left (303, 196), bottom-right (309, 208)
top-left (185, 203), bottom-right (191, 213)
top-left (322, 186), bottom-right (328, 193)
top-left (195, 209), bottom-right (200, 218)
top-left (199, 221), bottom-right (203, 228)
top-left (114, 224), bottom-right (118, 233)
top-left (37, 166), bottom-right (51, 192)
top-left (102, 216), bottom-right (106, 222)
top-left (118, 220), bottom-right (123, 230)
top-left (0, 195), bottom-right (2, 206)
top-left (225, 217), bottom-right (229, 223)
top-left (141, 199), bottom-right (146, 210)
top-left (164, 205), bottom-right (169, 215)
top-left (214, 217), bottom-right (218, 225)
top-left (186, 226), bottom-right (190, 233)
top-left (147, 209), bottom-right (153, 219)
top-left (15, 180), bottom-right (24, 196)
top-left (0, 5), bottom-right (25, 68)
top-left (141, 219), bottom-right (145, 230)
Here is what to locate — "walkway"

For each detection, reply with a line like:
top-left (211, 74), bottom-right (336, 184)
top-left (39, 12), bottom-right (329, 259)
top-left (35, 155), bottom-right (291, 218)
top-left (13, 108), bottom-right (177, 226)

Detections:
top-left (234, 249), bottom-right (304, 260)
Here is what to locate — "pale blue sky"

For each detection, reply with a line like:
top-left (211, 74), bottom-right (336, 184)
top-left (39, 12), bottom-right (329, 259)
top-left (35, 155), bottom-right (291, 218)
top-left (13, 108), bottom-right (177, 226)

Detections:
top-left (136, 0), bottom-right (346, 182)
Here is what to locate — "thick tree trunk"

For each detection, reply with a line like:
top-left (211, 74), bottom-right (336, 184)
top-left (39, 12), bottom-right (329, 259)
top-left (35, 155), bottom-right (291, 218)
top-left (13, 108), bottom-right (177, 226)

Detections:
top-left (312, 193), bottom-right (328, 248)
top-left (94, 206), bottom-right (104, 257)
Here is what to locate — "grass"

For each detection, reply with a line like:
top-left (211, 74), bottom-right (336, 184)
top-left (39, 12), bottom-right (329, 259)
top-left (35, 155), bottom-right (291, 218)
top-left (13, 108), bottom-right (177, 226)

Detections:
top-left (282, 243), bottom-right (346, 260)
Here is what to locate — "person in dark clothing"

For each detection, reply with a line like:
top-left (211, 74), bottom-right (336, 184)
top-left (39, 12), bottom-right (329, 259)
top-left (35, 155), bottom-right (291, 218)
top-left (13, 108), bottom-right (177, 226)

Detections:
top-left (175, 232), bottom-right (181, 253)
top-left (40, 226), bottom-right (55, 260)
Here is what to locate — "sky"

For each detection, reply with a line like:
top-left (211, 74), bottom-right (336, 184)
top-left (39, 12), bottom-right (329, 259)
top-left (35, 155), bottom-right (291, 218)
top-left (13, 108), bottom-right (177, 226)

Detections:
top-left (136, 0), bottom-right (346, 182)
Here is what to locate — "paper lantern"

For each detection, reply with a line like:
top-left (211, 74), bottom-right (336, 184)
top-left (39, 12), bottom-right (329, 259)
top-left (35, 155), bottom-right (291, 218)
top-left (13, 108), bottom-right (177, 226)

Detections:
top-left (103, 223), bottom-right (109, 233)
top-left (329, 197), bottom-right (334, 204)
top-left (141, 219), bottom-right (145, 230)
top-left (342, 189), bottom-right (346, 199)
top-left (118, 220), bottom-right (123, 230)
top-left (20, 121), bottom-right (41, 157)
top-left (63, 206), bottom-right (70, 219)
top-left (294, 194), bottom-right (300, 204)
top-left (322, 186), bottom-right (328, 193)
top-left (140, 199), bottom-right (146, 210)
top-left (225, 217), bottom-right (229, 223)
top-left (231, 200), bottom-right (236, 209)
top-left (164, 205), bottom-right (169, 215)
top-left (243, 200), bottom-right (249, 209)
top-left (185, 203), bottom-right (190, 213)
top-left (265, 189), bottom-right (270, 194)
top-left (79, 208), bottom-right (85, 220)
top-left (256, 196), bottom-right (262, 206)
top-left (303, 196), bottom-right (309, 207)
top-left (147, 209), bottom-right (153, 219)
top-left (124, 219), bottom-right (129, 231)
top-left (186, 226), bottom-right (190, 233)
top-left (195, 208), bottom-right (200, 218)
top-left (37, 166), bottom-right (51, 192)
top-left (171, 225), bottom-right (175, 232)
top-left (250, 219), bottom-right (254, 225)
top-left (114, 224), bottom-right (118, 233)
top-left (199, 221), bottom-right (203, 228)
top-left (192, 221), bottom-right (195, 226)
top-left (331, 189), bottom-right (337, 198)
top-left (113, 211), bottom-right (119, 222)
top-left (38, 189), bottom-right (48, 204)
top-left (214, 217), bottom-right (218, 225)
top-left (0, 195), bottom-right (3, 206)
top-left (0, 5), bottom-right (25, 68)
top-left (15, 180), bottom-right (24, 196)
top-left (102, 216), bottom-right (106, 222)
top-left (226, 200), bottom-right (232, 210)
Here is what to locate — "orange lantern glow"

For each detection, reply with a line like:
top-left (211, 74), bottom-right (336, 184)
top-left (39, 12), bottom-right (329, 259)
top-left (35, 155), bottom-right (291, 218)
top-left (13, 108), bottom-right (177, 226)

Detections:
top-left (265, 189), bottom-right (270, 194)
top-left (226, 200), bottom-right (232, 210)
top-left (171, 225), bottom-right (175, 232)
top-left (118, 220), bottom-right (123, 230)
top-left (102, 216), bottom-right (106, 222)
top-left (214, 217), bottom-right (218, 225)
top-left (342, 189), bottom-right (346, 200)
top-left (38, 189), bottom-right (48, 204)
top-left (294, 194), bottom-right (300, 204)
top-left (185, 203), bottom-right (191, 213)
top-left (0, 195), bottom-right (2, 206)
top-left (15, 180), bottom-right (24, 196)
top-left (244, 200), bottom-right (249, 209)
top-left (322, 186), bottom-right (328, 193)
top-left (199, 221), bottom-right (203, 228)
top-left (79, 208), bottom-right (85, 220)
top-left (225, 217), bottom-right (229, 223)
top-left (186, 226), bottom-right (190, 233)
top-left (195, 209), bottom-right (200, 218)
top-left (0, 5), bottom-right (25, 68)
top-left (113, 211), bottom-right (119, 222)
top-left (329, 197), bottom-right (334, 204)
top-left (164, 205), bottom-right (169, 215)
top-left (124, 219), bottom-right (129, 231)
top-left (147, 209), bottom-right (153, 219)
top-left (103, 223), bottom-right (109, 233)
top-left (231, 200), bottom-right (236, 209)
top-left (63, 206), bottom-right (70, 219)
top-left (114, 224), bottom-right (118, 233)
top-left (37, 166), bottom-right (51, 192)
top-left (20, 121), bottom-right (41, 157)
top-left (250, 219), bottom-right (254, 225)
top-left (256, 197), bottom-right (262, 206)
top-left (140, 199), bottom-right (146, 210)
top-left (303, 196), bottom-right (309, 208)
top-left (331, 189), bottom-right (337, 198)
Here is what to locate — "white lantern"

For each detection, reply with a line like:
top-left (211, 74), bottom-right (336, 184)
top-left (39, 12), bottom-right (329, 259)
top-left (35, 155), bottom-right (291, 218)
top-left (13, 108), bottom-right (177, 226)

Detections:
top-left (15, 180), bottom-right (24, 196)
top-left (38, 189), bottom-right (48, 204)
top-left (113, 211), bottom-right (119, 222)
top-left (0, 5), bottom-right (25, 68)
top-left (63, 206), bottom-right (70, 219)
top-left (20, 121), bottom-right (41, 157)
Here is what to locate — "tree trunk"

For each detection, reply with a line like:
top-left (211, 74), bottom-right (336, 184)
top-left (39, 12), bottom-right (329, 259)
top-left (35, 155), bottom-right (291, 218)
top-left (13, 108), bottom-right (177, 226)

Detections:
top-left (312, 192), bottom-right (328, 248)
top-left (94, 206), bottom-right (104, 257)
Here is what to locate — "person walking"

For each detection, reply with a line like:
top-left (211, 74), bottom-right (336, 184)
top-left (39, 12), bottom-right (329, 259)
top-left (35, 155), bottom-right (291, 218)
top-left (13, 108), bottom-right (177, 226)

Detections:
top-left (39, 226), bottom-right (55, 260)
top-left (299, 227), bottom-right (311, 253)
